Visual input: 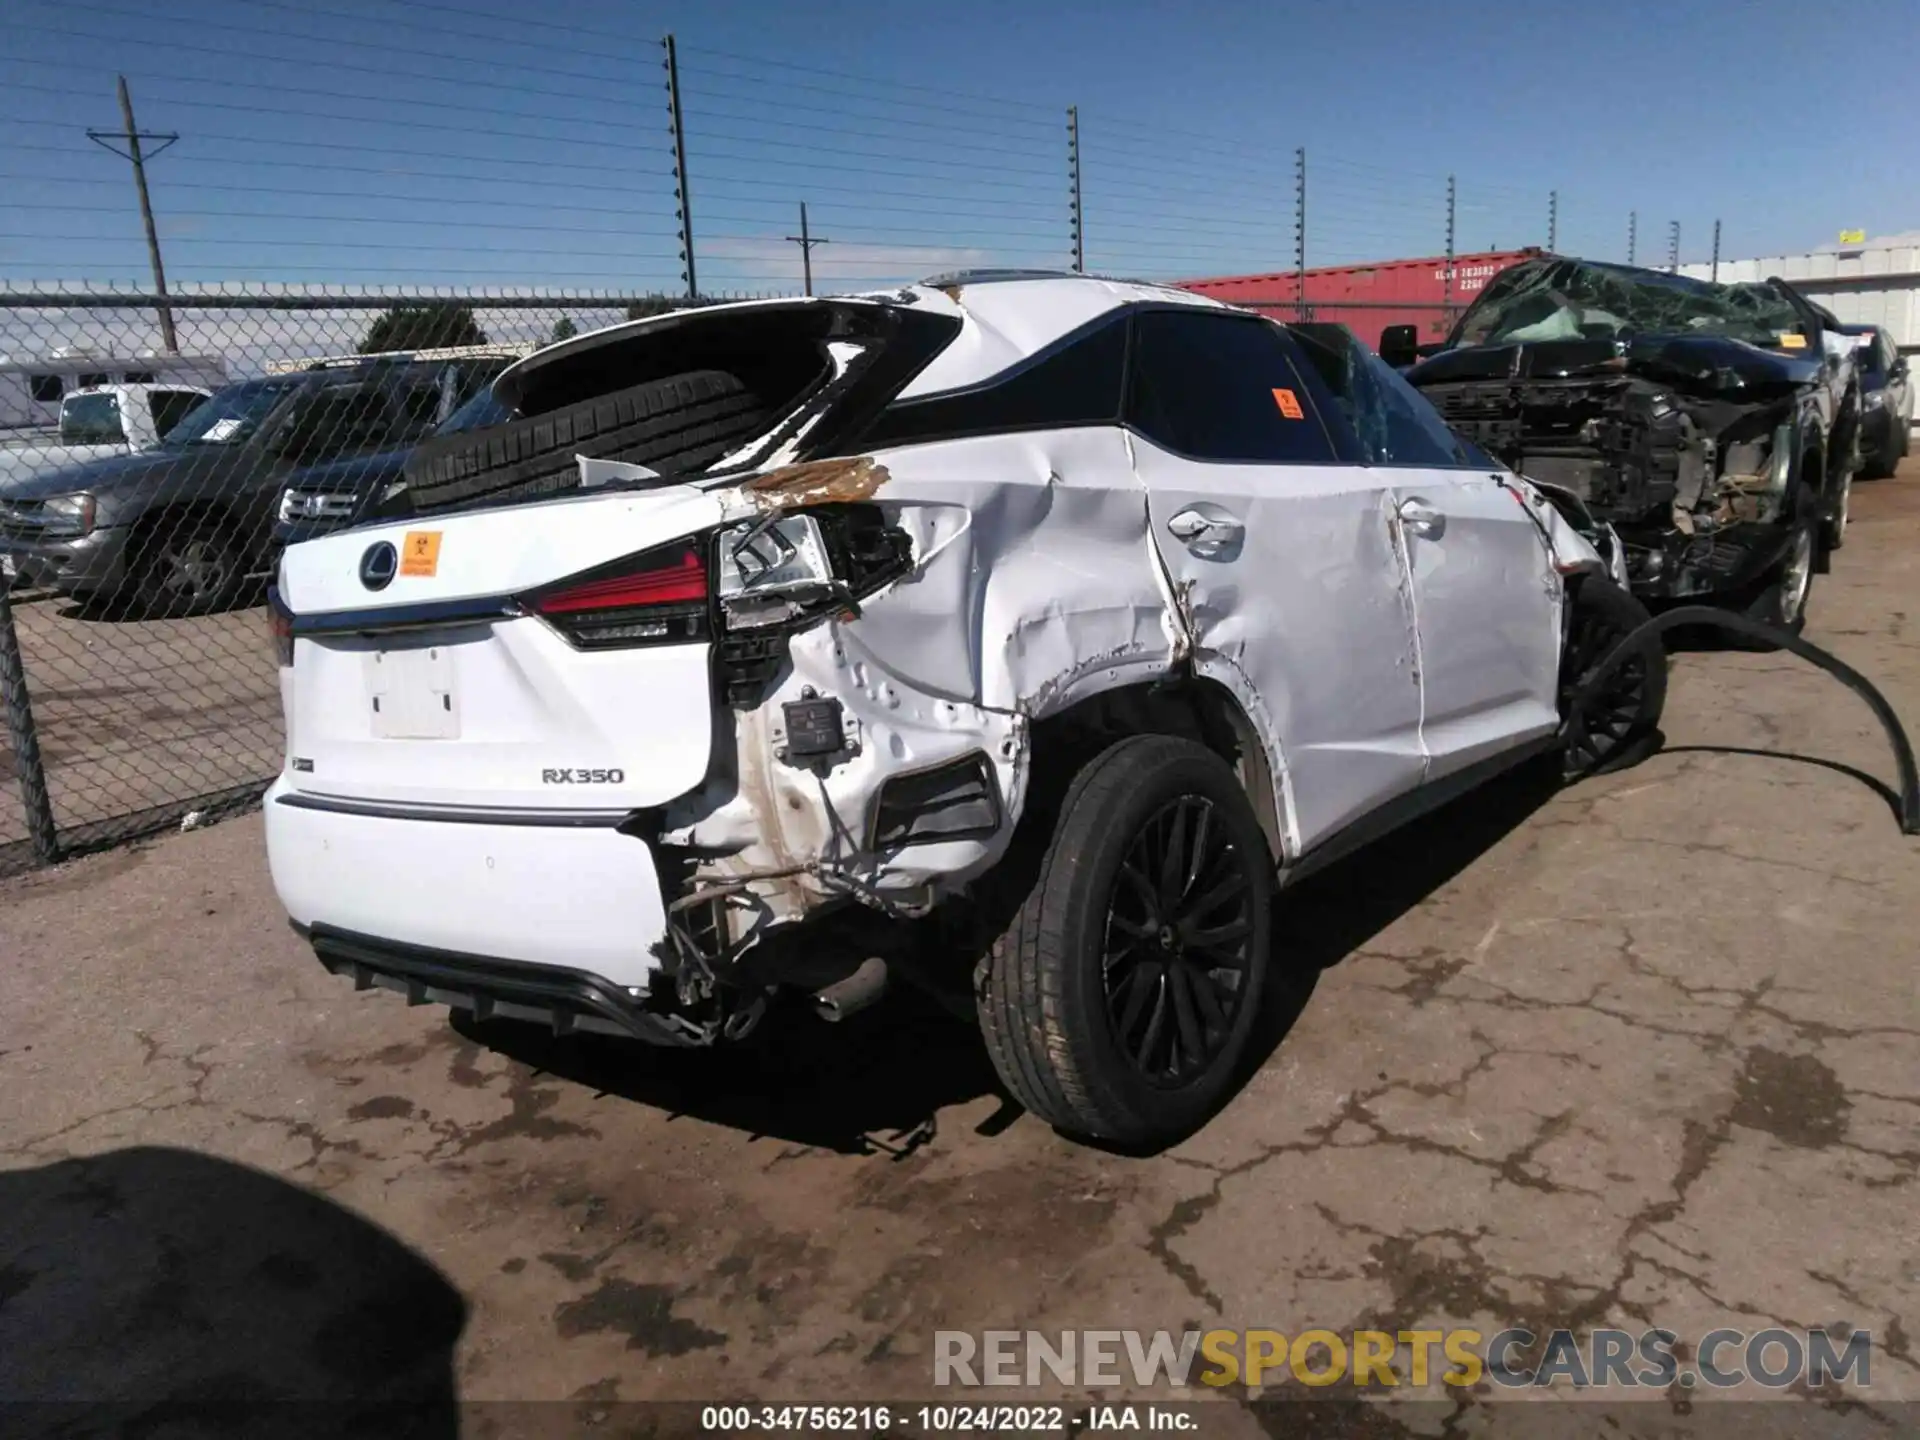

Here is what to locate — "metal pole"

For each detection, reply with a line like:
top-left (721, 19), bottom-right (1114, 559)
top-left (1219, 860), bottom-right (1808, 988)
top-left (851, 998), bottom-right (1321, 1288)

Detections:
top-left (1066, 106), bottom-right (1084, 274)
top-left (1711, 219), bottom-right (1721, 282)
top-left (784, 201), bottom-right (830, 297)
top-left (1667, 220), bottom-right (1680, 273)
top-left (799, 202), bottom-right (811, 297)
top-left (1293, 147), bottom-right (1306, 321)
top-left (662, 34), bottom-right (697, 301)
top-left (1548, 190), bottom-right (1558, 251)
top-left (1628, 211), bottom-right (1637, 266)
top-left (87, 76), bottom-right (178, 353)
top-left (0, 589), bottom-right (59, 868)
top-left (1444, 174), bottom-right (1457, 314)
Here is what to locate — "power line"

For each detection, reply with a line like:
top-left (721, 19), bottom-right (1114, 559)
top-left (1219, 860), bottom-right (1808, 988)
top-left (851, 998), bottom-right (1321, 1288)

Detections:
top-left (1, 72), bottom-right (663, 155)
top-left (0, 129), bottom-right (669, 183)
top-left (678, 43), bottom-right (1058, 117)
top-left (7, 233), bottom-right (682, 258)
top-left (679, 110), bottom-right (1058, 169)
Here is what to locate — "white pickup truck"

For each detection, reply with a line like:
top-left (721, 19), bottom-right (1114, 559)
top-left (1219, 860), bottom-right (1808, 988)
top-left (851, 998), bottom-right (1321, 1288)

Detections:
top-left (0, 382), bottom-right (212, 488)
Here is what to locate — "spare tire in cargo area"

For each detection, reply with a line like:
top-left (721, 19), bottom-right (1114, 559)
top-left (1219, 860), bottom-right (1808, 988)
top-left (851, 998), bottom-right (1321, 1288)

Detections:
top-left (403, 368), bottom-right (771, 514)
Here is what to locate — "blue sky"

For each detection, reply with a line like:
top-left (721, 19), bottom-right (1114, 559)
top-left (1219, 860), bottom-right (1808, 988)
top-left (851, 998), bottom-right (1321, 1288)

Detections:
top-left (2, 0), bottom-right (1915, 294)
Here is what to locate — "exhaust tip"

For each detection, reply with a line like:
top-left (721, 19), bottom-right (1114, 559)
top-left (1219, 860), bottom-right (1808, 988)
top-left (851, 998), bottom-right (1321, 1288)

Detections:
top-left (813, 956), bottom-right (888, 1022)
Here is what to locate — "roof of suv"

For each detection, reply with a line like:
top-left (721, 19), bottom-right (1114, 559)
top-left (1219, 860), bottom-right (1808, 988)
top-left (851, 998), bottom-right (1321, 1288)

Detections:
top-left (492, 272), bottom-right (1227, 415)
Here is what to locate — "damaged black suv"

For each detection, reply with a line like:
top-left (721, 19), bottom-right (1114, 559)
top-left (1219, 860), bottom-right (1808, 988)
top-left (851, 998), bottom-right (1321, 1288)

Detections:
top-left (1401, 256), bottom-right (1862, 630)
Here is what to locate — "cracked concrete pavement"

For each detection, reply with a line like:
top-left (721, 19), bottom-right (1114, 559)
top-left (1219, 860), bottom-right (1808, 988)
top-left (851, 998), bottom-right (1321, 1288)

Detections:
top-left (2, 467), bottom-right (1917, 1436)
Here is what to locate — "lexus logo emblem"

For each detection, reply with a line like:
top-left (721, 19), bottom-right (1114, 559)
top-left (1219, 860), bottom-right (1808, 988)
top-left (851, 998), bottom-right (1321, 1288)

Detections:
top-left (359, 541), bottom-right (397, 591)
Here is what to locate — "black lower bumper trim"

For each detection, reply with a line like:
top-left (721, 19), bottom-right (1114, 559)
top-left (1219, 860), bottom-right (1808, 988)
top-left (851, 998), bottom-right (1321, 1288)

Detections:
top-left (298, 922), bottom-right (699, 1046)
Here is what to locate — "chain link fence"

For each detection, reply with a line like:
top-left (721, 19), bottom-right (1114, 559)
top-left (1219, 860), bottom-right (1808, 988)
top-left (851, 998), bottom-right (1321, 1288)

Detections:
top-left (0, 8), bottom-right (1732, 874)
top-left (0, 287), bottom-right (765, 874)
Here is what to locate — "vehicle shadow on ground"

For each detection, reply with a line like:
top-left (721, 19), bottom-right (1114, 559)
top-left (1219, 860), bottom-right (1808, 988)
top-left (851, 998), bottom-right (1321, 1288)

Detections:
top-left (1660, 743), bottom-right (1908, 827)
top-left (56, 582), bottom-right (268, 625)
top-left (466, 761), bottom-right (1563, 1162)
top-left (456, 985), bottom-right (1011, 1162)
top-left (0, 1145), bottom-right (465, 1438)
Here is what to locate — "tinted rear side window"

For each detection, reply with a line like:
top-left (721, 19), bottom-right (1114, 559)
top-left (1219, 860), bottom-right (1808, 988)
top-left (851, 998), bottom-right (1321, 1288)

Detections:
top-left (861, 315), bottom-right (1127, 448)
top-left (1126, 310), bottom-right (1337, 463)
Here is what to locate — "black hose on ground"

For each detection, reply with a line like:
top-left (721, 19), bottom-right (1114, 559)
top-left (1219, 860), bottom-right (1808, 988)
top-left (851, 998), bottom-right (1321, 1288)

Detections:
top-left (1567, 605), bottom-right (1920, 836)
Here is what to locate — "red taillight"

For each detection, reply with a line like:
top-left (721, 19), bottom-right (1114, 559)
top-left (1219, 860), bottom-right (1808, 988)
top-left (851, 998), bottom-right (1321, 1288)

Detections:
top-left (534, 549), bottom-right (706, 613)
top-left (267, 588), bottom-right (294, 668)
top-left (524, 541), bottom-right (710, 649)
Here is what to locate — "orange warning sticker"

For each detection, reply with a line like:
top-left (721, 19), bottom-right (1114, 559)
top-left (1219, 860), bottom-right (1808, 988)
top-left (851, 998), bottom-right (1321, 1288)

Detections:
top-left (1272, 387), bottom-right (1304, 420)
top-left (1778, 332), bottom-right (1807, 350)
top-left (400, 530), bottom-right (442, 577)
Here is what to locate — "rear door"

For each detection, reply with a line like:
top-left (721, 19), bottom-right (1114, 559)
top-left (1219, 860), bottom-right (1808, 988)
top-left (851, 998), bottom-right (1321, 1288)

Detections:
top-left (1126, 308), bottom-right (1426, 854)
top-left (1295, 324), bottom-right (1561, 778)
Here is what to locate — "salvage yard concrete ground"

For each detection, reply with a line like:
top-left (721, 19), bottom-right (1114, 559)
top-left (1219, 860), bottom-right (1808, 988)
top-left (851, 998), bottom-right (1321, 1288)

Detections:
top-left (0, 592), bottom-right (278, 863)
top-left (2, 468), bottom-right (1918, 1434)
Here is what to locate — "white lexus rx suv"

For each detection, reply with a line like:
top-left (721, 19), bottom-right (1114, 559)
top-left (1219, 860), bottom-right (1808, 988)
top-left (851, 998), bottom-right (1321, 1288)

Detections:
top-left (265, 272), bottom-right (1664, 1147)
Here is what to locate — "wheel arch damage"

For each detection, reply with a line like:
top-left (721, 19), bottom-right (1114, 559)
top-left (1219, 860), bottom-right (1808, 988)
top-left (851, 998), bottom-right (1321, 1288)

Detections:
top-left (637, 428), bottom-right (1297, 983)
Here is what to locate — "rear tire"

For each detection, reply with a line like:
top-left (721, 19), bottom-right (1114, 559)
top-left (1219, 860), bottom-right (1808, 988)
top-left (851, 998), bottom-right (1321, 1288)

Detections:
top-left (976, 735), bottom-right (1271, 1148)
top-left (1559, 575), bottom-right (1666, 778)
top-left (403, 369), bottom-right (772, 514)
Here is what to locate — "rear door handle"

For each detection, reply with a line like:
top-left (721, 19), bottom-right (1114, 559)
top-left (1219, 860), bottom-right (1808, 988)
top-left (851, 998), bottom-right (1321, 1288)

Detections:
top-left (1167, 505), bottom-right (1245, 557)
top-left (1397, 497), bottom-right (1446, 539)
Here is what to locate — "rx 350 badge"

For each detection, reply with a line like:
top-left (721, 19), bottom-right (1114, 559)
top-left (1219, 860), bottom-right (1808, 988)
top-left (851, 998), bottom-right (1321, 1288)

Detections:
top-left (542, 768), bottom-right (625, 784)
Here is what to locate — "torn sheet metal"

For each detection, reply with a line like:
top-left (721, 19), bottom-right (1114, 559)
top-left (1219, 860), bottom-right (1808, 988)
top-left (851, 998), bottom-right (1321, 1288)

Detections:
top-left (740, 455), bottom-right (889, 510)
top-left (665, 425), bottom-right (1187, 937)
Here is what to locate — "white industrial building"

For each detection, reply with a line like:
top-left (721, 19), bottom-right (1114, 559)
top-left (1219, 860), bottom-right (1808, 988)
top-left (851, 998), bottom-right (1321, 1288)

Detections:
top-left (1680, 233), bottom-right (1920, 352)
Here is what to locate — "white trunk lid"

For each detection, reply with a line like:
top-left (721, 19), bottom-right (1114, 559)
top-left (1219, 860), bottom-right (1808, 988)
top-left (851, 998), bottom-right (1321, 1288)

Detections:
top-left (277, 484), bottom-right (731, 812)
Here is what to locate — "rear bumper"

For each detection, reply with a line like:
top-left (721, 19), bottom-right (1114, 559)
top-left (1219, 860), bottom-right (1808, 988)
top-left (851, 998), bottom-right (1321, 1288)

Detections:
top-left (264, 774), bottom-right (671, 993)
top-left (296, 921), bottom-right (698, 1045)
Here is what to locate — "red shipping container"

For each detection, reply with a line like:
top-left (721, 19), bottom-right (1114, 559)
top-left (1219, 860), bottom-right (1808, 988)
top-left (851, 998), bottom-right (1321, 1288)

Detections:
top-left (1181, 248), bottom-right (1543, 350)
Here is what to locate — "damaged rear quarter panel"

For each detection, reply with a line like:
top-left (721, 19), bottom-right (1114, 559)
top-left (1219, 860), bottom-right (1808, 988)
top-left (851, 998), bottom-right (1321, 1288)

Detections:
top-left (827, 428), bottom-right (1181, 714)
top-left (671, 426), bottom-right (1198, 928)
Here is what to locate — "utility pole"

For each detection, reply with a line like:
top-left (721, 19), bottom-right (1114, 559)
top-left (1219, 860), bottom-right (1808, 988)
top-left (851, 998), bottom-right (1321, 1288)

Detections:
top-left (1627, 210), bottom-right (1637, 266)
top-left (1547, 190), bottom-right (1558, 252)
top-left (88, 75), bottom-right (178, 353)
top-left (784, 202), bottom-right (830, 297)
top-left (1443, 174), bottom-right (1457, 313)
top-left (1711, 219), bottom-right (1722, 282)
top-left (662, 34), bottom-right (697, 301)
top-left (1066, 106), bottom-right (1084, 274)
top-left (1293, 147), bottom-right (1306, 320)
top-left (1667, 220), bottom-right (1680, 272)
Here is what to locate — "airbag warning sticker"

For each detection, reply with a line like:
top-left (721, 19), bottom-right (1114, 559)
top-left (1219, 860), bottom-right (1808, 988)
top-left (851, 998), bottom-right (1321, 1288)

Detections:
top-left (1272, 387), bottom-right (1304, 419)
top-left (400, 531), bottom-right (442, 577)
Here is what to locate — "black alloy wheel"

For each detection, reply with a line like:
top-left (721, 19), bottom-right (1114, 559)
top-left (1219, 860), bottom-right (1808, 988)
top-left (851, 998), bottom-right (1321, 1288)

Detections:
top-left (975, 734), bottom-right (1272, 1148)
top-left (1101, 795), bottom-right (1255, 1086)
top-left (1560, 575), bottom-right (1666, 778)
